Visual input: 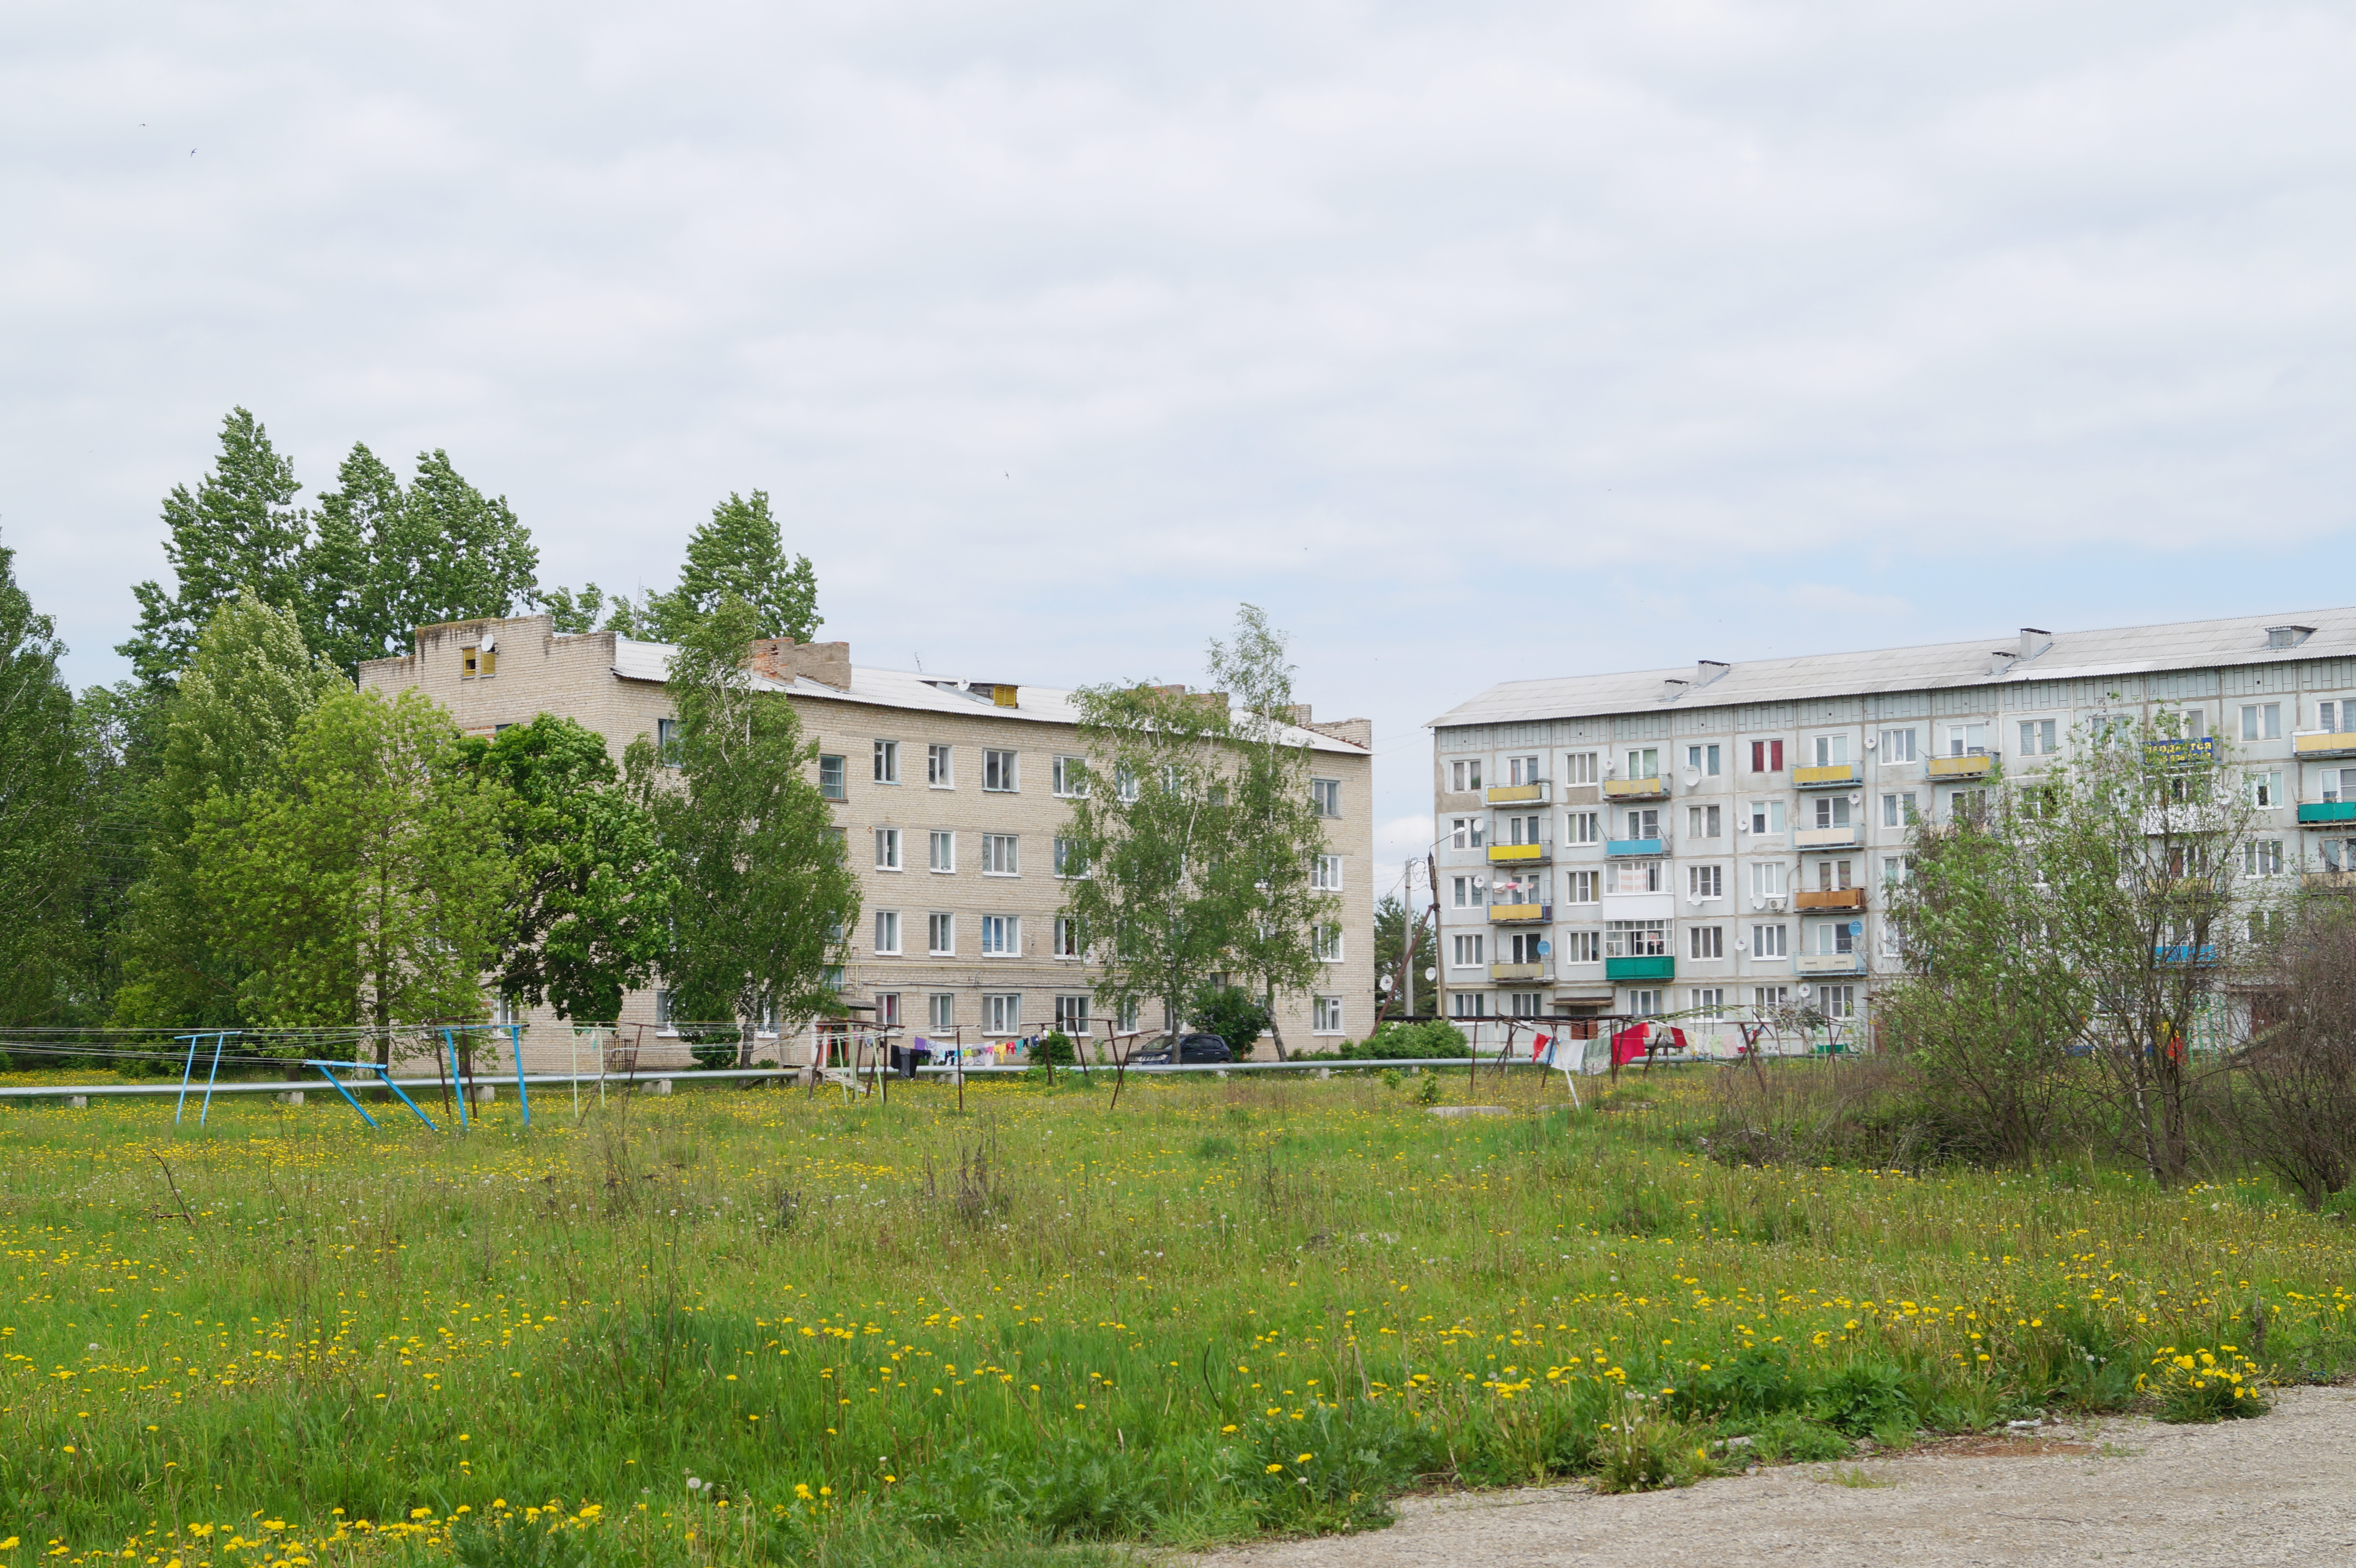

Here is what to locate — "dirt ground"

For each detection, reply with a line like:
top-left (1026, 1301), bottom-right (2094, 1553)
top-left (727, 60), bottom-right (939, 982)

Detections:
top-left (1203, 1385), bottom-right (2356, 1568)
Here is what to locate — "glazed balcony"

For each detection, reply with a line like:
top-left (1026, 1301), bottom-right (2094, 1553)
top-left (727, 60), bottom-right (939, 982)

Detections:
top-left (1796, 952), bottom-right (1866, 976)
top-left (1487, 841), bottom-right (1552, 866)
top-left (1605, 955), bottom-right (1675, 981)
top-left (1485, 781), bottom-right (1552, 806)
top-left (1603, 777), bottom-right (1670, 801)
top-left (1487, 903), bottom-right (1553, 925)
top-left (1794, 887), bottom-right (1868, 912)
top-left (1794, 762), bottom-right (1863, 789)
top-left (1928, 752), bottom-right (1994, 780)
top-left (2294, 732), bottom-right (2356, 759)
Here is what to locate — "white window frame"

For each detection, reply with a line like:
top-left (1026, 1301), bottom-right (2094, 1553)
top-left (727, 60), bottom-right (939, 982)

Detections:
top-left (2251, 771), bottom-right (2284, 809)
top-left (873, 910), bottom-right (901, 955)
top-left (983, 993), bottom-right (1022, 1036)
top-left (1450, 759), bottom-right (1483, 793)
top-left (874, 740), bottom-right (900, 784)
top-left (1566, 869), bottom-right (1599, 903)
top-left (1747, 799), bottom-right (1785, 836)
top-left (1688, 863), bottom-right (1723, 899)
top-left (1563, 929), bottom-right (1601, 964)
top-left (1054, 994), bottom-right (1090, 1036)
top-left (1565, 751), bottom-right (1599, 785)
top-left (1052, 755), bottom-right (1088, 797)
top-left (1751, 923), bottom-right (1788, 958)
top-left (1879, 728), bottom-right (1917, 763)
top-left (1314, 923), bottom-right (1344, 963)
top-left (982, 834), bottom-right (1019, 876)
top-left (1313, 995), bottom-right (1343, 1035)
top-left (981, 914), bottom-right (1020, 957)
top-left (874, 826), bottom-right (901, 871)
top-left (927, 744), bottom-right (953, 787)
top-left (1312, 854), bottom-right (1343, 891)
top-left (1688, 924), bottom-right (1723, 960)
top-left (927, 912), bottom-right (956, 956)
top-left (1312, 778), bottom-right (1342, 816)
top-left (982, 749), bottom-right (1018, 792)
top-left (1688, 987), bottom-right (1726, 1019)
top-left (1052, 915), bottom-right (1083, 958)
top-left (928, 993), bottom-right (956, 1031)
top-left (1451, 933), bottom-right (1485, 967)
top-left (2241, 703), bottom-right (2283, 742)
top-left (929, 830), bottom-right (956, 873)
top-left (1569, 811), bottom-right (1600, 844)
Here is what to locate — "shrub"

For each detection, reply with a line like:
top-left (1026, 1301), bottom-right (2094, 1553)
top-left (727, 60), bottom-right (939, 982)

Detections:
top-left (1188, 984), bottom-right (1270, 1056)
top-left (1032, 1031), bottom-right (1078, 1066)
top-left (1812, 1363), bottom-right (1921, 1436)
top-left (1346, 1020), bottom-right (1469, 1060)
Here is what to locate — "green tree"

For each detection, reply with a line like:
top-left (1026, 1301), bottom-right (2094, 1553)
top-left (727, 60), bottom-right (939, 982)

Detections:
top-left (647, 491), bottom-right (819, 643)
top-left (1374, 892), bottom-right (1433, 1019)
top-left (1202, 605), bottom-right (1340, 1058)
top-left (120, 409), bottom-right (310, 687)
top-left (193, 686), bottom-right (515, 1061)
top-left (629, 597), bottom-right (858, 1061)
top-left (308, 443), bottom-right (542, 673)
top-left (112, 592), bottom-right (348, 1028)
top-left (453, 714), bottom-right (676, 1022)
top-left (0, 534), bottom-right (100, 1022)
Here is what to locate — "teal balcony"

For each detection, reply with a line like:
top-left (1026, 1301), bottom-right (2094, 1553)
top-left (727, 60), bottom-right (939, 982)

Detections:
top-left (1606, 955), bottom-right (1675, 981)
top-left (2299, 802), bottom-right (2356, 825)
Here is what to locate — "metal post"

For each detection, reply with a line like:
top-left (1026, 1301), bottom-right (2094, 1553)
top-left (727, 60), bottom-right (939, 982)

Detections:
top-left (509, 1023), bottom-right (531, 1128)
top-left (371, 1065), bottom-right (438, 1131)
top-left (173, 1034), bottom-right (201, 1125)
top-left (310, 1061), bottom-right (380, 1129)
top-left (198, 1033), bottom-right (229, 1127)
top-left (443, 1028), bottom-right (470, 1131)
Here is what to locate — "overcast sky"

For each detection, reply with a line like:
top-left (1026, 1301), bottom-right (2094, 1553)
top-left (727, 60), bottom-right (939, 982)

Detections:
top-left (5, 1), bottom-right (2353, 900)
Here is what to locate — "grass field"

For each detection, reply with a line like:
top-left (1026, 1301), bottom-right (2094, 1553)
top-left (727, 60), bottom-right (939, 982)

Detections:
top-left (4, 1063), bottom-right (2353, 1567)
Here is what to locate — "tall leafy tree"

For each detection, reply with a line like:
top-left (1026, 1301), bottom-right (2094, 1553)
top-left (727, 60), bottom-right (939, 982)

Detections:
top-left (649, 491), bottom-right (819, 643)
top-left (193, 686), bottom-right (515, 1062)
top-left (629, 596), bottom-right (858, 1060)
top-left (453, 714), bottom-right (676, 1022)
top-left (0, 533), bottom-right (98, 1022)
top-left (120, 409), bottom-right (310, 687)
top-left (112, 592), bottom-right (348, 1028)
top-left (1374, 892), bottom-right (1433, 1019)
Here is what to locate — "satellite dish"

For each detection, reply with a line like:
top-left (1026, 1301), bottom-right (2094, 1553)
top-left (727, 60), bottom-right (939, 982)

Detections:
top-left (1849, 920), bottom-right (1864, 936)
top-left (1849, 793), bottom-right (1863, 805)
top-left (1864, 734), bottom-right (1878, 751)
top-left (1422, 967), bottom-right (1437, 981)
top-left (1378, 975), bottom-right (1393, 993)
top-left (1536, 940), bottom-right (1552, 956)
top-left (1735, 936), bottom-right (1748, 953)
top-left (1682, 766), bottom-right (1700, 786)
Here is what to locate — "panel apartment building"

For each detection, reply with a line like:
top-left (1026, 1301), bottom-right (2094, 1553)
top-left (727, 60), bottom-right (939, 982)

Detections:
top-left (1427, 608), bottom-right (2356, 1036)
top-left (361, 613), bottom-right (1376, 1066)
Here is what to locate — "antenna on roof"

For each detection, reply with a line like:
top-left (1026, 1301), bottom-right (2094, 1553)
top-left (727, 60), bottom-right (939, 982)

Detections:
top-left (914, 652), bottom-right (924, 673)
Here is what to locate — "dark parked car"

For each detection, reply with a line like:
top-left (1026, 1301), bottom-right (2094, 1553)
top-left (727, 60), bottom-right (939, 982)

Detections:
top-left (1127, 1032), bottom-right (1232, 1066)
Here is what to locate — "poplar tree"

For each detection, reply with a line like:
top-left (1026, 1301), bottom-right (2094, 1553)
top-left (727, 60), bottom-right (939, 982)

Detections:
top-left (0, 533), bottom-right (97, 1022)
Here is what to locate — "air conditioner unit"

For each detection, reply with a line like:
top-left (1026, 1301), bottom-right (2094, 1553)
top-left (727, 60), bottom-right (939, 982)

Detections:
top-left (1769, 897), bottom-right (1787, 914)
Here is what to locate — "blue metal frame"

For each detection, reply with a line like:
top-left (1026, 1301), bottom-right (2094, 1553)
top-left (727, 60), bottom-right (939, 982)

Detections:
top-left (508, 1023), bottom-right (532, 1127)
top-left (309, 1061), bottom-right (380, 1128)
top-left (441, 1028), bottom-right (470, 1130)
top-left (198, 1034), bottom-right (229, 1126)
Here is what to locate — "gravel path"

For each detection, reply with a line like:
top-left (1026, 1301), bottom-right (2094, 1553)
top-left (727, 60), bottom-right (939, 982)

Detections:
top-left (1204, 1385), bottom-right (2356, 1568)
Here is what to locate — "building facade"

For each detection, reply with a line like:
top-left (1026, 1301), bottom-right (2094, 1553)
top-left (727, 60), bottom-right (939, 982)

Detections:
top-left (1428, 610), bottom-right (2356, 1040)
top-left (361, 613), bottom-right (1376, 1067)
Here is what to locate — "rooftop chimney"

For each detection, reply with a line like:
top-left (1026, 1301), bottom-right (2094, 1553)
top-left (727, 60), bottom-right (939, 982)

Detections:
top-left (1989, 650), bottom-right (2017, 677)
top-left (746, 638), bottom-right (854, 691)
top-left (1694, 659), bottom-right (1731, 687)
top-left (1661, 677), bottom-right (1691, 702)
top-left (2018, 628), bottom-right (2053, 661)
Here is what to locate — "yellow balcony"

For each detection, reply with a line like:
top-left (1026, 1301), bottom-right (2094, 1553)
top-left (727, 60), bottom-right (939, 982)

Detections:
top-left (1603, 777), bottom-right (1669, 800)
top-left (1794, 762), bottom-right (1862, 788)
top-left (1487, 903), bottom-right (1552, 924)
top-left (1794, 887), bottom-right (1867, 911)
top-left (1489, 961), bottom-right (1552, 983)
top-left (1928, 753), bottom-right (1994, 779)
top-left (1486, 841), bottom-right (1552, 865)
top-left (2295, 732), bottom-right (2356, 759)
top-left (2304, 871), bottom-right (2356, 892)
top-left (1485, 781), bottom-right (1551, 806)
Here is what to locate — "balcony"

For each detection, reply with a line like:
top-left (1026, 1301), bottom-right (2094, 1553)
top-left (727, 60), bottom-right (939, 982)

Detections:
top-left (1486, 840), bottom-right (1552, 865)
top-left (1488, 903), bottom-right (1552, 924)
top-left (2303, 871), bottom-right (2356, 893)
top-left (1485, 781), bottom-right (1552, 806)
top-left (1928, 753), bottom-right (1993, 779)
top-left (1603, 777), bottom-right (1670, 800)
top-left (1796, 952), bottom-right (1866, 976)
top-left (1794, 762), bottom-right (1863, 789)
top-left (2156, 944), bottom-right (2218, 967)
top-left (1605, 955), bottom-right (1675, 981)
top-left (1489, 960), bottom-right (1553, 983)
top-left (1605, 837), bottom-right (1666, 857)
top-left (2299, 802), bottom-right (2356, 825)
top-left (2294, 732), bottom-right (2356, 759)
top-left (1794, 887), bottom-right (1868, 911)
top-left (1794, 825), bottom-right (1863, 850)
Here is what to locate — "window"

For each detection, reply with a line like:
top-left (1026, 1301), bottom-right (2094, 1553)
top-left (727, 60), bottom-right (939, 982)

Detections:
top-left (656, 718), bottom-right (684, 768)
top-left (1563, 930), bottom-right (1601, 963)
top-left (654, 989), bottom-right (675, 1027)
top-left (2248, 907), bottom-right (2287, 947)
top-left (1879, 728), bottom-right (1918, 763)
top-left (1687, 803), bottom-right (1723, 839)
top-left (1750, 739), bottom-right (1785, 773)
top-left (1508, 991), bottom-right (1546, 1018)
top-left (1622, 808), bottom-right (1658, 840)
top-left (2241, 704), bottom-right (2283, 742)
top-left (1313, 996), bottom-right (1344, 1034)
top-left (1314, 924), bottom-right (1344, 962)
top-left (1943, 723), bottom-right (1988, 757)
top-left (873, 910), bottom-right (901, 955)
top-left (1055, 995), bottom-right (1091, 1036)
top-left (874, 827), bottom-right (901, 870)
top-left (1561, 869), bottom-right (1596, 903)
top-left (1449, 759), bottom-right (1483, 792)
top-left (1452, 934), bottom-right (1485, 967)
top-left (1052, 916), bottom-right (1083, 957)
top-left (1452, 876), bottom-right (1485, 908)
top-left (1688, 863), bottom-right (1723, 899)
top-left (1949, 788), bottom-right (1987, 822)
top-left (1450, 992), bottom-right (1490, 1019)
top-left (2321, 701), bottom-right (2343, 733)
top-left (1566, 751), bottom-right (1599, 784)
top-left (2018, 719), bottom-right (2058, 756)
top-left (1811, 734), bottom-right (1849, 767)
top-left (1312, 778), bottom-right (1342, 816)
top-left (1625, 747), bottom-right (1659, 779)
top-left (1502, 930), bottom-right (1545, 964)
top-left (1815, 858), bottom-right (1854, 891)
top-left (1751, 923), bottom-right (1787, 958)
top-left (1752, 986), bottom-right (1790, 1011)
top-left (1750, 861), bottom-right (1786, 899)
top-left (1881, 791), bottom-right (1916, 828)
top-left (927, 913), bottom-right (956, 955)
top-left (929, 830), bottom-right (956, 872)
top-left (824, 825), bottom-right (847, 862)
top-left (982, 749), bottom-right (1018, 792)
top-left (818, 754), bottom-right (846, 800)
top-left (1053, 837), bottom-right (1088, 877)
top-left (983, 993), bottom-right (1022, 1035)
top-left (1612, 860), bottom-right (1662, 894)
top-left (1747, 799), bottom-right (1786, 836)
top-left (981, 914), bottom-right (1019, 956)
top-left (1814, 918), bottom-right (1855, 955)
top-left (1052, 756), bottom-right (1087, 797)
top-left (1818, 985), bottom-right (1856, 1020)
top-left (1312, 854), bottom-right (1343, 890)
top-left (2321, 768), bottom-right (2352, 804)
top-left (1688, 925), bottom-right (1723, 959)
top-left (1116, 997), bottom-right (1141, 1033)
top-left (1627, 989), bottom-right (1662, 1018)
top-left (1604, 920), bottom-right (1667, 957)
top-left (1506, 812), bottom-right (1545, 845)
top-left (982, 834), bottom-right (1019, 875)
top-left (1450, 816), bottom-right (1488, 850)
top-left (461, 644), bottom-right (481, 679)
top-left (928, 993), bottom-right (955, 1031)
top-left (1569, 811), bottom-right (1600, 844)
top-left (874, 740), bottom-right (899, 784)
top-left (2246, 840), bottom-right (2285, 876)
top-left (1509, 755), bottom-right (1542, 785)
top-left (1689, 987), bottom-right (1726, 1019)
top-left (1812, 795), bottom-right (1852, 828)
top-left (2252, 771), bottom-right (2284, 808)
top-left (927, 744), bottom-right (953, 787)
top-left (1687, 744), bottom-right (1722, 777)
top-left (1881, 919), bottom-right (1904, 960)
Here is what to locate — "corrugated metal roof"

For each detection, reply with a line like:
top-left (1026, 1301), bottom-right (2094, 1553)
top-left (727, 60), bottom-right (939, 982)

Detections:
top-left (611, 639), bottom-right (1370, 754)
top-left (1429, 607), bottom-right (2356, 730)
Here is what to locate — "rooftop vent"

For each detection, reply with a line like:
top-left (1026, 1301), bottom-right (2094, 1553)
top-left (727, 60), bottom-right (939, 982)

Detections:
top-left (1989, 649), bottom-right (2018, 677)
top-left (2268, 625), bottom-right (2315, 649)
top-left (1661, 677), bottom-right (1691, 702)
top-left (1694, 659), bottom-right (1731, 687)
top-left (2019, 628), bottom-right (2052, 661)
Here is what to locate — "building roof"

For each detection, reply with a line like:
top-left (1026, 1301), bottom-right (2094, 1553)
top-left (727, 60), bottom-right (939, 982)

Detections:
top-left (1428, 607), bottom-right (2356, 730)
top-left (608, 637), bottom-right (1372, 754)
